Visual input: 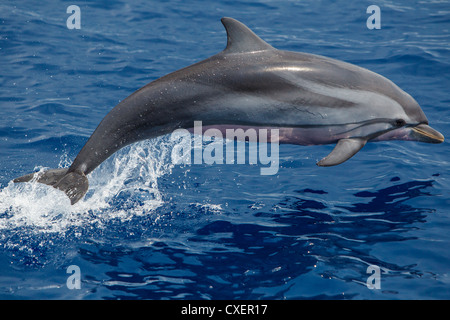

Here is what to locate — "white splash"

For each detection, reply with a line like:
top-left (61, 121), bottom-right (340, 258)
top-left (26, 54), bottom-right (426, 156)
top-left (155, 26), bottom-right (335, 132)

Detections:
top-left (0, 137), bottom-right (175, 234)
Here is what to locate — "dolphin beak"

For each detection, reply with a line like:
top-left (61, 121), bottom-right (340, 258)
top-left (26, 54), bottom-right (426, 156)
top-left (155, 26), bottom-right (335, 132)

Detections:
top-left (411, 124), bottom-right (444, 144)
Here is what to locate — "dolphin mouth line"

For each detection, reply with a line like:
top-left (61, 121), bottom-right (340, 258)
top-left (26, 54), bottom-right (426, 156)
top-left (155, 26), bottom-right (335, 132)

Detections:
top-left (411, 124), bottom-right (444, 144)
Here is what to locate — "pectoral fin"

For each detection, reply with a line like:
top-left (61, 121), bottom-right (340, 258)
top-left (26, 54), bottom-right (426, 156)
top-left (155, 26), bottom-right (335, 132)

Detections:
top-left (317, 138), bottom-right (367, 167)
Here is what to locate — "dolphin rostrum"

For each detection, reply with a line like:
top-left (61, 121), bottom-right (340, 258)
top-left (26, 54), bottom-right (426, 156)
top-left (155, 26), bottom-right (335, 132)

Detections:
top-left (14, 17), bottom-right (444, 205)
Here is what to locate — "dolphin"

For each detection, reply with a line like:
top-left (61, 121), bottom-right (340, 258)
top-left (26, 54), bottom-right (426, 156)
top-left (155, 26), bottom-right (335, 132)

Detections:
top-left (13, 17), bottom-right (444, 205)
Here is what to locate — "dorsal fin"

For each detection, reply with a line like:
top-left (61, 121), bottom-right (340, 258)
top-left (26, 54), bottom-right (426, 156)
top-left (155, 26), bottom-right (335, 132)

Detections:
top-left (221, 17), bottom-right (274, 54)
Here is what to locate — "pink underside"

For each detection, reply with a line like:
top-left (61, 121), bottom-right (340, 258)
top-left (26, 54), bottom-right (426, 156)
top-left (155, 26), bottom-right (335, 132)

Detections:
top-left (187, 124), bottom-right (336, 146)
top-left (186, 124), bottom-right (413, 145)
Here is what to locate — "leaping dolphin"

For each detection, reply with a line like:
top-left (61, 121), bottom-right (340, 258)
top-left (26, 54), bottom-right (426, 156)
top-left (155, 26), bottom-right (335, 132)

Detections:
top-left (14, 17), bottom-right (444, 205)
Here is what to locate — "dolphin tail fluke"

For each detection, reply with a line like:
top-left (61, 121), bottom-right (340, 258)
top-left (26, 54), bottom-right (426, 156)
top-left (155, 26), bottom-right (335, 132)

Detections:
top-left (13, 168), bottom-right (89, 205)
top-left (317, 138), bottom-right (367, 167)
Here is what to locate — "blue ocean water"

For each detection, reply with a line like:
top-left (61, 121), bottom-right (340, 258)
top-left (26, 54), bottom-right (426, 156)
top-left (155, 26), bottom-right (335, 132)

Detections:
top-left (0, 0), bottom-right (449, 300)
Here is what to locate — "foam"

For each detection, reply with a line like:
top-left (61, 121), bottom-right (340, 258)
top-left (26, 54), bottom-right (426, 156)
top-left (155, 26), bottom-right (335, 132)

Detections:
top-left (0, 137), bottom-right (174, 234)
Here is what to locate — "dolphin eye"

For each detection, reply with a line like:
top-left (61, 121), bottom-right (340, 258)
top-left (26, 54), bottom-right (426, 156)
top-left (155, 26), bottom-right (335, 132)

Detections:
top-left (395, 119), bottom-right (406, 127)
